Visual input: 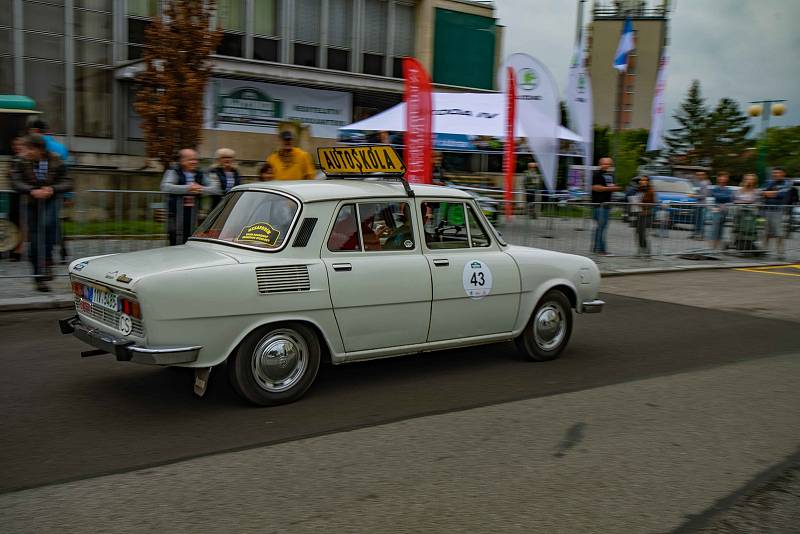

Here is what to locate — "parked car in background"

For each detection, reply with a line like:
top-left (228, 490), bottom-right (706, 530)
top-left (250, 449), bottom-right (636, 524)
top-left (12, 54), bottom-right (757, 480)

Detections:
top-left (649, 176), bottom-right (699, 228)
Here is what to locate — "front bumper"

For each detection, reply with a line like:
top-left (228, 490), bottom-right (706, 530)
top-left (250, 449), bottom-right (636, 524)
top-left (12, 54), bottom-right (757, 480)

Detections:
top-left (580, 300), bottom-right (605, 313)
top-left (59, 315), bottom-right (201, 365)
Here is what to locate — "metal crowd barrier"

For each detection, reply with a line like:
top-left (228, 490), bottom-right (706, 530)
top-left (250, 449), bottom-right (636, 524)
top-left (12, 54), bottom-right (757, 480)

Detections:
top-left (1, 188), bottom-right (798, 281)
top-left (493, 201), bottom-right (799, 259)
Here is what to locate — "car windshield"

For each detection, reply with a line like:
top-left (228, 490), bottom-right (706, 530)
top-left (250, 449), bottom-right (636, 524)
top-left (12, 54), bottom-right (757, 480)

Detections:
top-left (192, 191), bottom-right (299, 250)
top-left (651, 178), bottom-right (693, 194)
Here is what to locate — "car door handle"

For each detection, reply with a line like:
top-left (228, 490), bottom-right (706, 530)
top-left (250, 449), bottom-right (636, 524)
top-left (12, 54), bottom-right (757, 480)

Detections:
top-left (433, 259), bottom-right (449, 267)
top-left (332, 263), bottom-right (352, 272)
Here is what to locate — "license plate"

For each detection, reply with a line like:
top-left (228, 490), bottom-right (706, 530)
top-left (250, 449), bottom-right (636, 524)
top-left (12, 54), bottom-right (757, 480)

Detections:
top-left (90, 287), bottom-right (119, 312)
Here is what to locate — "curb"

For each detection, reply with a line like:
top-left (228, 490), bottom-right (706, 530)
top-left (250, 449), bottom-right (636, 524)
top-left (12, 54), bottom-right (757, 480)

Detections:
top-left (0, 261), bottom-right (794, 312)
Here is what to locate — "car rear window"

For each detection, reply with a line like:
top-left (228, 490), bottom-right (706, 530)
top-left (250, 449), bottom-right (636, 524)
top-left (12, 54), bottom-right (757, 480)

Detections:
top-left (192, 191), bottom-right (299, 250)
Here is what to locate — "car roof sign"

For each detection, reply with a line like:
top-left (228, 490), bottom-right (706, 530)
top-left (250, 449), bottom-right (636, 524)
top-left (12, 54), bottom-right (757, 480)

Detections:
top-left (318, 146), bottom-right (405, 177)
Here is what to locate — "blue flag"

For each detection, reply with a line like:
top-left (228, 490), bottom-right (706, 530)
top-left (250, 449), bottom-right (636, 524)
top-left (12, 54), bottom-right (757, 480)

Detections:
top-left (614, 17), bottom-right (634, 72)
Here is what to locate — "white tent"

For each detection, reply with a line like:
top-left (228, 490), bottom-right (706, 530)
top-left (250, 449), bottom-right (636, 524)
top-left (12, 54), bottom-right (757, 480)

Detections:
top-left (339, 92), bottom-right (582, 142)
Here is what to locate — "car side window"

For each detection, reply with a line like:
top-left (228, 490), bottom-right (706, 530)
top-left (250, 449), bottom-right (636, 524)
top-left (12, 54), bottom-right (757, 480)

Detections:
top-left (422, 201), bottom-right (470, 249)
top-left (358, 202), bottom-right (415, 252)
top-left (467, 205), bottom-right (490, 247)
top-left (327, 204), bottom-right (360, 252)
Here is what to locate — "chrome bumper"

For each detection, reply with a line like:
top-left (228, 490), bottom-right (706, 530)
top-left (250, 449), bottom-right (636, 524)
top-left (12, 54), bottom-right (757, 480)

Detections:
top-left (59, 315), bottom-right (200, 365)
top-left (580, 300), bottom-right (605, 313)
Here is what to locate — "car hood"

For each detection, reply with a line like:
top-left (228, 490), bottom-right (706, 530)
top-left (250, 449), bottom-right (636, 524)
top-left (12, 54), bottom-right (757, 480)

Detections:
top-left (69, 243), bottom-right (238, 290)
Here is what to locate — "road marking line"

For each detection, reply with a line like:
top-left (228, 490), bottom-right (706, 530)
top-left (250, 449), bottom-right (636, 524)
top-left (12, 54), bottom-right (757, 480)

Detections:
top-left (735, 264), bottom-right (800, 277)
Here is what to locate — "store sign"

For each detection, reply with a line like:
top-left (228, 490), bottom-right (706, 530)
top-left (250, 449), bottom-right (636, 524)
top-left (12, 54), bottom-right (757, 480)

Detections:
top-left (205, 78), bottom-right (352, 139)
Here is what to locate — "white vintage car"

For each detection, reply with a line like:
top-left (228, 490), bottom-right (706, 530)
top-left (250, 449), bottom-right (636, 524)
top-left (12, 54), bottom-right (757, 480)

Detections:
top-left (61, 148), bottom-right (603, 405)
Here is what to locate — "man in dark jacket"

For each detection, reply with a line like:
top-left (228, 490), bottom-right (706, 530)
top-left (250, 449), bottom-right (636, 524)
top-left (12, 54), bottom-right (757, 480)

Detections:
top-left (210, 147), bottom-right (241, 209)
top-left (10, 134), bottom-right (72, 292)
top-left (160, 148), bottom-right (220, 245)
top-left (591, 157), bottom-right (620, 255)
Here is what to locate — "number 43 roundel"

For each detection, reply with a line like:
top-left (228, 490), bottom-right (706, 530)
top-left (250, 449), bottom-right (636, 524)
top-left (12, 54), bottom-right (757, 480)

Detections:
top-left (462, 260), bottom-right (493, 299)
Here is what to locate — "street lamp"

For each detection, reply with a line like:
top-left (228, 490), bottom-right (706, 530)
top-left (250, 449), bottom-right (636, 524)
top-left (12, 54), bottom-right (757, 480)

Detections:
top-left (747, 99), bottom-right (787, 184)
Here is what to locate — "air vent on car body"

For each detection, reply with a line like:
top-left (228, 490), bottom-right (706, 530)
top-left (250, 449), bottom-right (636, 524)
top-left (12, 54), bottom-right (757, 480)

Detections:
top-left (292, 218), bottom-right (318, 247)
top-left (256, 265), bottom-right (311, 294)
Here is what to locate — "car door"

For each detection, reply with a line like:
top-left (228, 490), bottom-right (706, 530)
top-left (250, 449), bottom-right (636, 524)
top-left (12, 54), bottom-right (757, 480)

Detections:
top-left (419, 198), bottom-right (520, 342)
top-left (322, 200), bottom-right (432, 353)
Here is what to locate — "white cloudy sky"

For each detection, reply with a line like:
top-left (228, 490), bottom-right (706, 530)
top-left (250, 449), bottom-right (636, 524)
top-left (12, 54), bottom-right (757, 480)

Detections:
top-left (494, 0), bottom-right (800, 131)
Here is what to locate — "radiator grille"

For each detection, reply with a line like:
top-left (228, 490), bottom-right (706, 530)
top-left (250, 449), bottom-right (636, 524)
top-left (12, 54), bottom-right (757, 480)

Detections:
top-left (256, 265), bottom-right (311, 294)
top-left (74, 296), bottom-right (145, 337)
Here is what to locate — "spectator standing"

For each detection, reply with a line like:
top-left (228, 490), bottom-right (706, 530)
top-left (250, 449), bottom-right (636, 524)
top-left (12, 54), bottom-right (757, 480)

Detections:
top-left (709, 171), bottom-right (734, 251)
top-left (9, 135), bottom-right (72, 292)
top-left (161, 148), bottom-right (220, 245)
top-left (524, 161), bottom-right (542, 218)
top-left (690, 170), bottom-right (710, 239)
top-left (265, 131), bottom-right (315, 180)
top-left (210, 148), bottom-right (240, 208)
top-left (629, 175), bottom-right (655, 256)
top-left (258, 162), bottom-right (274, 182)
top-left (431, 151), bottom-right (447, 186)
top-left (762, 167), bottom-right (792, 260)
top-left (732, 173), bottom-right (761, 251)
top-left (29, 119), bottom-right (71, 262)
top-left (591, 157), bottom-right (620, 255)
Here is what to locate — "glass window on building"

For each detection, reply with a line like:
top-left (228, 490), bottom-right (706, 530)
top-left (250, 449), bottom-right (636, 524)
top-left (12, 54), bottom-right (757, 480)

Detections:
top-left (23, 1), bottom-right (65, 34)
top-left (24, 33), bottom-right (63, 61)
top-left (293, 0), bottom-right (321, 67)
top-left (75, 66), bottom-right (112, 138)
top-left (254, 0), bottom-right (280, 61)
top-left (392, 2), bottom-right (415, 78)
top-left (0, 57), bottom-right (13, 94)
top-left (216, 0), bottom-right (244, 57)
top-left (77, 0), bottom-right (113, 9)
top-left (74, 9), bottom-right (112, 40)
top-left (75, 39), bottom-right (112, 64)
top-left (0, 28), bottom-right (12, 56)
top-left (127, 0), bottom-right (158, 17)
top-left (327, 0), bottom-right (352, 71)
top-left (127, 18), bottom-right (149, 60)
top-left (362, 0), bottom-right (387, 75)
top-left (25, 61), bottom-right (66, 133)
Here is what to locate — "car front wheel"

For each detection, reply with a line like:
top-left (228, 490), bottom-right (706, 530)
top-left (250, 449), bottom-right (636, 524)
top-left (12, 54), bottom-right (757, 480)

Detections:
top-left (228, 323), bottom-right (321, 406)
top-left (515, 289), bottom-right (573, 361)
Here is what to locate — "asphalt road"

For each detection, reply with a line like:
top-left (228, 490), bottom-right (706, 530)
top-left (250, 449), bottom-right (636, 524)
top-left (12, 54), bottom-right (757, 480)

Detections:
top-left (1, 269), bottom-right (798, 495)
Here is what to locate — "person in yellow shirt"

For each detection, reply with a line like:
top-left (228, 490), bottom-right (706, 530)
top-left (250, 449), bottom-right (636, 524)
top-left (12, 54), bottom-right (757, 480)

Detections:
top-left (266, 130), bottom-right (316, 180)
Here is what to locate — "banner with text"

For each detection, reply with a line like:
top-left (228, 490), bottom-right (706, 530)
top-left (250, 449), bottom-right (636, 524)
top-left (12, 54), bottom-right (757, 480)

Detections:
top-left (204, 78), bottom-right (352, 139)
top-left (566, 30), bottom-right (594, 191)
top-left (499, 54), bottom-right (560, 192)
top-left (647, 54), bottom-right (668, 152)
top-left (403, 57), bottom-right (433, 184)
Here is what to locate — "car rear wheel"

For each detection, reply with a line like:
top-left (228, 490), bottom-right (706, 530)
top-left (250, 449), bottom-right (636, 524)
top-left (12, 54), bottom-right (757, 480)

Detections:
top-left (515, 289), bottom-right (573, 361)
top-left (227, 323), bottom-right (321, 406)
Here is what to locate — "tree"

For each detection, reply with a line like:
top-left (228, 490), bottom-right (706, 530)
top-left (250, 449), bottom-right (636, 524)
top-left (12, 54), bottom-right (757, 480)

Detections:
top-left (665, 80), bottom-right (708, 166)
top-left (134, 1), bottom-right (222, 168)
top-left (761, 126), bottom-right (800, 176)
top-left (703, 98), bottom-right (751, 176)
top-left (614, 129), bottom-right (650, 185)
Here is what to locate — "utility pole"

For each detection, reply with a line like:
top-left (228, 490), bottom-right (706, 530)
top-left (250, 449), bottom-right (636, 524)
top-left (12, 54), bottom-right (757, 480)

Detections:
top-left (748, 99), bottom-right (787, 185)
top-left (575, 0), bottom-right (586, 43)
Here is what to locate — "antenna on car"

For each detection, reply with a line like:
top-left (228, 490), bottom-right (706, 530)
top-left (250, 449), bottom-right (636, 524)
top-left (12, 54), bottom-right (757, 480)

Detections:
top-left (317, 145), bottom-right (415, 198)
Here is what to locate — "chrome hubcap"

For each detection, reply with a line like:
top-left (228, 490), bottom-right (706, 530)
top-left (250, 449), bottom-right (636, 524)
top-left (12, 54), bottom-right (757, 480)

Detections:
top-left (533, 303), bottom-right (566, 351)
top-left (251, 329), bottom-right (308, 393)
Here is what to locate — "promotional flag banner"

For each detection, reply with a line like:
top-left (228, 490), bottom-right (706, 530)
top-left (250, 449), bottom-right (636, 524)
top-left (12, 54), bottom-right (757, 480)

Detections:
top-left (499, 53), bottom-right (560, 192)
top-left (613, 17), bottom-right (634, 72)
top-left (504, 67), bottom-right (516, 219)
top-left (566, 30), bottom-right (594, 191)
top-left (647, 54), bottom-right (669, 152)
top-left (403, 57), bottom-right (433, 184)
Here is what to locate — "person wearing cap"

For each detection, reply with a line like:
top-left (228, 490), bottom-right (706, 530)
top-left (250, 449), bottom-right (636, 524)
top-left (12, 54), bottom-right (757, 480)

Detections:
top-left (265, 130), bottom-right (316, 180)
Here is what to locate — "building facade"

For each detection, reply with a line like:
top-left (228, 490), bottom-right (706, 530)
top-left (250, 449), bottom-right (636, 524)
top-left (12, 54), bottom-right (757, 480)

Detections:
top-left (0, 0), bottom-right (502, 164)
top-left (586, 0), bottom-right (669, 130)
